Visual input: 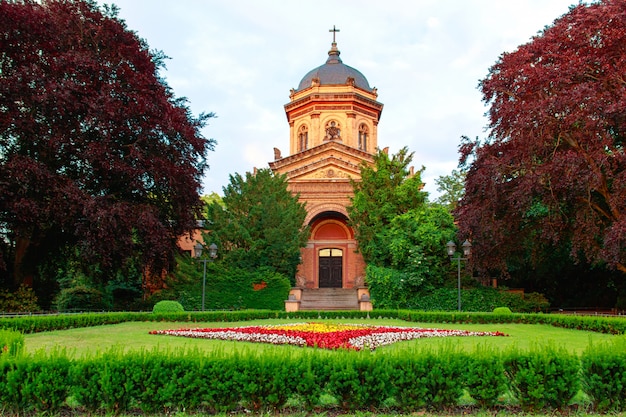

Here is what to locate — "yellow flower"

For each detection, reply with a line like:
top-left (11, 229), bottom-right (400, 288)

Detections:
top-left (267, 322), bottom-right (368, 333)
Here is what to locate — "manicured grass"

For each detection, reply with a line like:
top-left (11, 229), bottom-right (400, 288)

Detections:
top-left (23, 317), bottom-right (621, 357)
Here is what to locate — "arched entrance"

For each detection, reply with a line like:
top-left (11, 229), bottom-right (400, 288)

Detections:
top-left (319, 248), bottom-right (343, 288)
top-left (295, 211), bottom-right (366, 289)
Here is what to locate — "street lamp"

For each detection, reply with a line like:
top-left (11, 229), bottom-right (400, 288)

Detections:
top-left (446, 239), bottom-right (472, 312)
top-left (194, 242), bottom-right (218, 312)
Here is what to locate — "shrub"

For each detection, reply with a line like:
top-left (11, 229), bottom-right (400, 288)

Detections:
top-left (463, 348), bottom-right (507, 408)
top-left (152, 300), bottom-right (184, 313)
top-left (158, 260), bottom-right (291, 311)
top-left (0, 285), bottom-right (39, 312)
top-left (0, 330), bottom-right (24, 357)
top-left (581, 338), bottom-right (626, 412)
top-left (325, 352), bottom-right (393, 411)
top-left (505, 346), bottom-right (580, 411)
top-left (395, 286), bottom-right (550, 313)
top-left (54, 286), bottom-right (108, 312)
top-left (390, 347), bottom-right (464, 411)
top-left (493, 307), bottom-right (512, 314)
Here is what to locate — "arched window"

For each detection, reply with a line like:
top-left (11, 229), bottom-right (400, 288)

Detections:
top-left (298, 125), bottom-right (308, 151)
top-left (358, 124), bottom-right (368, 151)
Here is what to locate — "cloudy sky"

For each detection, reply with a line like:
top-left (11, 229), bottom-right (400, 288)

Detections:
top-left (106, 0), bottom-right (576, 198)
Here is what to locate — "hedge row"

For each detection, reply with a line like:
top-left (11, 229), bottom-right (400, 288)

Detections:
top-left (2, 342), bottom-right (626, 413)
top-left (1, 310), bottom-right (626, 335)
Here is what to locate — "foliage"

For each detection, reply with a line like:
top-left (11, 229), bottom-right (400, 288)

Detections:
top-left (0, 330), bottom-right (24, 357)
top-left (0, 342), bottom-right (591, 413)
top-left (505, 346), bottom-right (580, 411)
top-left (582, 337), bottom-right (626, 412)
top-left (464, 347), bottom-right (507, 408)
top-left (54, 285), bottom-right (108, 312)
top-left (434, 168), bottom-right (466, 211)
top-left (391, 349), bottom-right (465, 411)
top-left (349, 148), bottom-right (457, 300)
top-left (348, 147), bottom-right (429, 266)
top-left (493, 306), bottom-right (513, 314)
top-left (152, 300), bottom-right (184, 314)
top-left (206, 169), bottom-right (308, 283)
top-left (163, 255), bottom-right (291, 310)
top-left (366, 268), bottom-right (549, 312)
top-left (0, 0), bottom-right (215, 290)
top-left (0, 285), bottom-right (39, 313)
top-left (457, 1), bottom-right (626, 275)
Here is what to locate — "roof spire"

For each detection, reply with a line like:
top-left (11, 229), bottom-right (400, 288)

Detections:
top-left (327, 25), bottom-right (342, 64)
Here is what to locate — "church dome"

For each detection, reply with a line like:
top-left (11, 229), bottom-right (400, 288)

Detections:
top-left (297, 41), bottom-right (371, 91)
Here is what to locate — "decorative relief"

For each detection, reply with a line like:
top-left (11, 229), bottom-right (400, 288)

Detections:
top-left (354, 275), bottom-right (365, 287)
top-left (311, 169), bottom-right (351, 179)
top-left (324, 121), bottom-right (341, 140)
top-left (295, 275), bottom-right (307, 287)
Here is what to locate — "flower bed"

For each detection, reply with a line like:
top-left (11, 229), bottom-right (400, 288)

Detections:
top-left (150, 322), bottom-right (506, 350)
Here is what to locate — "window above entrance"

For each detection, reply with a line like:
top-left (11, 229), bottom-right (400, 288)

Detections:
top-left (319, 248), bottom-right (343, 257)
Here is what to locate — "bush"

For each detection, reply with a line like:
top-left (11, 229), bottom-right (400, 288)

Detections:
top-left (0, 330), bottom-right (24, 357)
top-left (160, 260), bottom-right (291, 311)
top-left (464, 348), bottom-right (507, 408)
top-left (493, 307), bottom-right (512, 314)
top-left (152, 300), bottom-right (184, 313)
top-left (581, 338), bottom-right (626, 412)
top-left (505, 346), bottom-right (580, 411)
top-left (388, 286), bottom-right (550, 313)
top-left (0, 285), bottom-right (39, 312)
top-left (54, 286), bottom-right (108, 312)
top-left (390, 346), bottom-right (465, 411)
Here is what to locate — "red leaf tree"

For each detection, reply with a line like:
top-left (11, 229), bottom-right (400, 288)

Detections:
top-left (457, 1), bottom-right (626, 275)
top-left (0, 0), bottom-right (215, 288)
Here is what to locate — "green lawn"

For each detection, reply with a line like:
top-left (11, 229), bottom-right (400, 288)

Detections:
top-left (24, 317), bottom-right (622, 358)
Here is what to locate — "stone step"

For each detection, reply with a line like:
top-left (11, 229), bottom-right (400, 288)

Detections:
top-left (299, 288), bottom-right (359, 311)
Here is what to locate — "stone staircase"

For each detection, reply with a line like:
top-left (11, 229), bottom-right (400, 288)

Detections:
top-left (299, 288), bottom-right (359, 311)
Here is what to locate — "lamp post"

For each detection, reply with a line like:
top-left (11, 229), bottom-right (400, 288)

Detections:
top-left (446, 239), bottom-right (472, 312)
top-left (194, 242), bottom-right (218, 312)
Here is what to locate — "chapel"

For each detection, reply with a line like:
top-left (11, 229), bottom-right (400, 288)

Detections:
top-left (269, 28), bottom-right (383, 311)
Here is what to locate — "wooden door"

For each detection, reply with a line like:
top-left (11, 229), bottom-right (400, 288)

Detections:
top-left (319, 248), bottom-right (343, 288)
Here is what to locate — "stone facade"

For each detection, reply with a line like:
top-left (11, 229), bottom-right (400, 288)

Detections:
top-left (269, 36), bottom-right (383, 292)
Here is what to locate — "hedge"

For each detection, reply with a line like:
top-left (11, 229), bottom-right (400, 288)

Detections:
top-left (0, 311), bottom-right (625, 413)
top-left (1, 343), bottom-right (626, 413)
top-left (1, 309), bottom-right (626, 335)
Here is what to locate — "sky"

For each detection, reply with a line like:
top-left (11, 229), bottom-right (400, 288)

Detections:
top-left (105, 0), bottom-right (577, 199)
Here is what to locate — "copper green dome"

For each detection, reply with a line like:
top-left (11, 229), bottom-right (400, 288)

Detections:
top-left (297, 42), bottom-right (371, 91)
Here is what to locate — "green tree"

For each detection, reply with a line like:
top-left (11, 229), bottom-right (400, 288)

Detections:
top-left (349, 147), bottom-right (459, 307)
top-left (206, 169), bottom-right (309, 282)
top-left (348, 147), bottom-right (429, 266)
top-left (435, 168), bottom-right (466, 211)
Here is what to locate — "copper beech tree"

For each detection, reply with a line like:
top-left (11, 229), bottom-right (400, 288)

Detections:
top-left (0, 0), bottom-right (214, 288)
top-left (457, 0), bottom-right (626, 275)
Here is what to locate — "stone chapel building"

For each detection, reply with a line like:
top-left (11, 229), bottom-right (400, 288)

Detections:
top-left (270, 29), bottom-right (382, 311)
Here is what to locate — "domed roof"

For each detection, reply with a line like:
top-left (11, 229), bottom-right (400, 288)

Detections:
top-left (297, 42), bottom-right (371, 91)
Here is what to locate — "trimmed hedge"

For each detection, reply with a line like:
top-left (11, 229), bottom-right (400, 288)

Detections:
top-left (0, 311), bottom-right (625, 413)
top-left (1, 309), bottom-right (626, 335)
top-left (0, 344), bottom-right (625, 413)
top-left (582, 337), bottom-right (626, 412)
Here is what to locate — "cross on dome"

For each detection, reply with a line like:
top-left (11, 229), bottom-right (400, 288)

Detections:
top-left (329, 25), bottom-right (340, 43)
